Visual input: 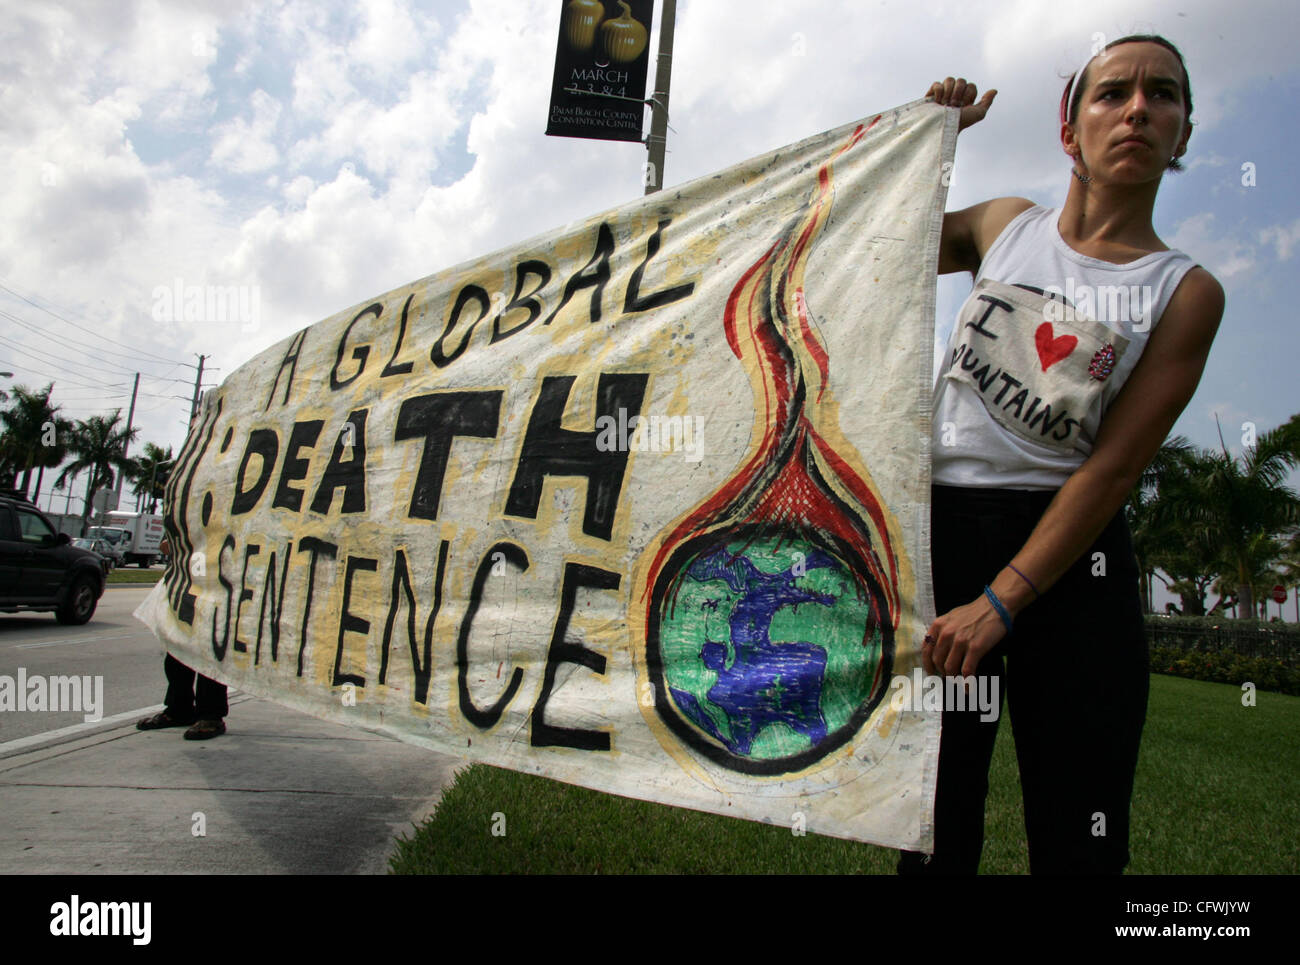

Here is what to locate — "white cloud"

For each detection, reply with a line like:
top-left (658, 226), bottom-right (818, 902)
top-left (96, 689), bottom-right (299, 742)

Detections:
top-left (1167, 213), bottom-right (1257, 284)
top-left (210, 89), bottom-right (283, 173)
top-left (1259, 219), bottom-right (1300, 261)
top-left (289, 27), bottom-right (360, 121)
top-left (348, 0), bottom-right (430, 80)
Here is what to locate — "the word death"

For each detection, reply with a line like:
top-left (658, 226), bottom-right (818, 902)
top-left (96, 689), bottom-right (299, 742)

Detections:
top-left (230, 372), bottom-right (649, 541)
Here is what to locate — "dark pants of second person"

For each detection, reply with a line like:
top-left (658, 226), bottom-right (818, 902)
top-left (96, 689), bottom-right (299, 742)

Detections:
top-left (898, 485), bottom-right (1149, 875)
top-left (163, 653), bottom-right (228, 721)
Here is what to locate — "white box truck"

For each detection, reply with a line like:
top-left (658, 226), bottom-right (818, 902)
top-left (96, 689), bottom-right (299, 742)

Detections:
top-left (88, 511), bottom-right (165, 567)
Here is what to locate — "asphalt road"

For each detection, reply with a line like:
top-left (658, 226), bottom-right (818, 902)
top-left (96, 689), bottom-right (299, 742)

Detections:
top-left (0, 584), bottom-right (459, 874)
top-left (0, 583), bottom-right (168, 740)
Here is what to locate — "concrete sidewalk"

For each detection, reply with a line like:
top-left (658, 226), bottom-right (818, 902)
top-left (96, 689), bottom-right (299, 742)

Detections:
top-left (0, 693), bottom-right (460, 874)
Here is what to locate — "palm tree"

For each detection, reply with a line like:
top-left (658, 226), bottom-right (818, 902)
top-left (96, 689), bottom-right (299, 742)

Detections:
top-left (1278, 528), bottom-right (1300, 585)
top-left (54, 411), bottom-right (139, 528)
top-left (1160, 418), bottom-right (1300, 619)
top-left (1245, 536), bottom-right (1287, 619)
top-left (1126, 436), bottom-right (1196, 613)
top-left (1207, 533), bottom-right (1285, 619)
top-left (129, 442), bottom-right (174, 513)
top-left (1150, 502), bottom-right (1221, 614)
top-left (0, 383), bottom-right (72, 501)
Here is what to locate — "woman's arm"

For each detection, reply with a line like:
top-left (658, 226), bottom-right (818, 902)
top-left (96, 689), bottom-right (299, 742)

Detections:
top-left (939, 198), bottom-right (1037, 274)
top-left (924, 266), bottom-right (1226, 676)
top-left (925, 77), bottom-right (1034, 274)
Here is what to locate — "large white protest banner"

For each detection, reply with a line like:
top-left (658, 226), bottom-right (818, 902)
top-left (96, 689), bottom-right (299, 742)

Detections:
top-left (137, 99), bottom-right (955, 850)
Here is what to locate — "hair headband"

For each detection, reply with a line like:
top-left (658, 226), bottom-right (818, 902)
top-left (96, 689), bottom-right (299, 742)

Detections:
top-left (1061, 51), bottom-right (1099, 125)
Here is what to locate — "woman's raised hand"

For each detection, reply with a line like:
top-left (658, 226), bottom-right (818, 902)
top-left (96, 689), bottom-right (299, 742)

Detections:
top-left (926, 77), bottom-right (996, 132)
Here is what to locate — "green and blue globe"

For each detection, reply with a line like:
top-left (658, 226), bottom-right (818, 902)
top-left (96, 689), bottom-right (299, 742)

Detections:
top-left (649, 531), bottom-right (890, 774)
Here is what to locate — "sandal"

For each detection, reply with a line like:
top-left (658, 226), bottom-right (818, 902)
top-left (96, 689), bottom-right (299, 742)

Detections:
top-left (184, 719), bottom-right (226, 741)
top-left (137, 711), bottom-right (195, 730)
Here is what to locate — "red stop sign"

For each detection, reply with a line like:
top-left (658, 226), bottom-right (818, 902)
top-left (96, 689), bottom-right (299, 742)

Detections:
top-left (1272, 584), bottom-right (1287, 604)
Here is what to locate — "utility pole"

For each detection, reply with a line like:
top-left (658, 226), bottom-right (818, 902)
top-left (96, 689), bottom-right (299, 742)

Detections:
top-left (113, 372), bottom-right (140, 501)
top-left (190, 354), bottom-right (207, 422)
top-left (643, 0), bottom-right (676, 195)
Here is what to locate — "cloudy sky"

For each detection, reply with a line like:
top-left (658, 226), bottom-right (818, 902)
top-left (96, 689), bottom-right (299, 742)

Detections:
top-left (2, 0), bottom-right (1297, 554)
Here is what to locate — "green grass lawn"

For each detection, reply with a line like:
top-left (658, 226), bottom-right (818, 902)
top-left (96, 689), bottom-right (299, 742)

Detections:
top-left (106, 568), bottom-right (164, 584)
top-left (389, 673), bottom-right (1298, 874)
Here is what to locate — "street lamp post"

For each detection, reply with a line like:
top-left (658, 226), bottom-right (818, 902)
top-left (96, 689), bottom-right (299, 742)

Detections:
top-left (643, 0), bottom-right (676, 196)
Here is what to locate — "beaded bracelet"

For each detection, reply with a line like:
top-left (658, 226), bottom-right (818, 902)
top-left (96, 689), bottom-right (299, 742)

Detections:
top-left (983, 585), bottom-right (1014, 634)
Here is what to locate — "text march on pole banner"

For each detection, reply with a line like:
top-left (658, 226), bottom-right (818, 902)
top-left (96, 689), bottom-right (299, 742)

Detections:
top-left (136, 99), bottom-right (956, 850)
top-left (546, 0), bottom-right (654, 142)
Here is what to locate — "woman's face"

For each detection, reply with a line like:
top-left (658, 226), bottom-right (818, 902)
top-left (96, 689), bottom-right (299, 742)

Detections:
top-left (1063, 42), bottom-right (1191, 184)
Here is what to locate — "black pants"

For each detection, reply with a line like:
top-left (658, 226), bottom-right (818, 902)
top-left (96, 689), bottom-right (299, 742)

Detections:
top-left (163, 653), bottom-right (228, 721)
top-left (898, 485), bottom-right (1149, 875)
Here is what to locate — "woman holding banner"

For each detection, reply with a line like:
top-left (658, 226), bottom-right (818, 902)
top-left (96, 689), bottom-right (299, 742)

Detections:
top-left (903, 36), bottom-right (1223, 874)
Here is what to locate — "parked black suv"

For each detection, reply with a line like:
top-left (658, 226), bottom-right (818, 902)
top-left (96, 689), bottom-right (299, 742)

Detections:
top-left (0, 491), bottom-right (106, 624)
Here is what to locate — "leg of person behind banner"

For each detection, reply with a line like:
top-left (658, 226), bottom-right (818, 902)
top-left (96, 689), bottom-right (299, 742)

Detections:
top-left (162, 652), bottom-right (197, 722)
top-left (137, 653), bottom-right (198, 730)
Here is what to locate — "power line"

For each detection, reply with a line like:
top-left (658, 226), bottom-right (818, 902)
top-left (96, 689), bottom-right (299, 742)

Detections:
top-left (36, 391), bottom-right (130, 400)
top-left (0, 278), bottom-right (192, 366)
top-left (0, 332), bottom-right (140, 388)
top-left (0, 341), bottom-right (134, 394)
top-left (0, 309), bottom-right (190, 380)
top-left (134, 397), bottom-right (182, 414)
top-left (0, 362), bottom-right (131, 394)
top-left (134, 389), bottom-right (205, 401)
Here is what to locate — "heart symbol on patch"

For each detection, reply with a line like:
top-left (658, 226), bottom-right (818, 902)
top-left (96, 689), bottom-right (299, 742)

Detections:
top-left (1035, 323), bottom-right (1077, 371)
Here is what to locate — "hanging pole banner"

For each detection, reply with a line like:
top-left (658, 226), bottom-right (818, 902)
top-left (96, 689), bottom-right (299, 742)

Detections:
top-left (137, 99), bottom-right (956, 849)
top-left (545, 0), bottom-right (654, 142)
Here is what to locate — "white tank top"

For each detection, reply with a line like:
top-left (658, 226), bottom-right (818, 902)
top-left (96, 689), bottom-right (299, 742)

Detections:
top-left (932, 204), bottom-right (1197, 489)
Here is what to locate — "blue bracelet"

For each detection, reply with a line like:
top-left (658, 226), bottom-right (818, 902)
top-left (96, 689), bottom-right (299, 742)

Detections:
top-left (1007, 562), bottom-right (1040, 600)
top-left (983, 585), bottom-right (1014, 634)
